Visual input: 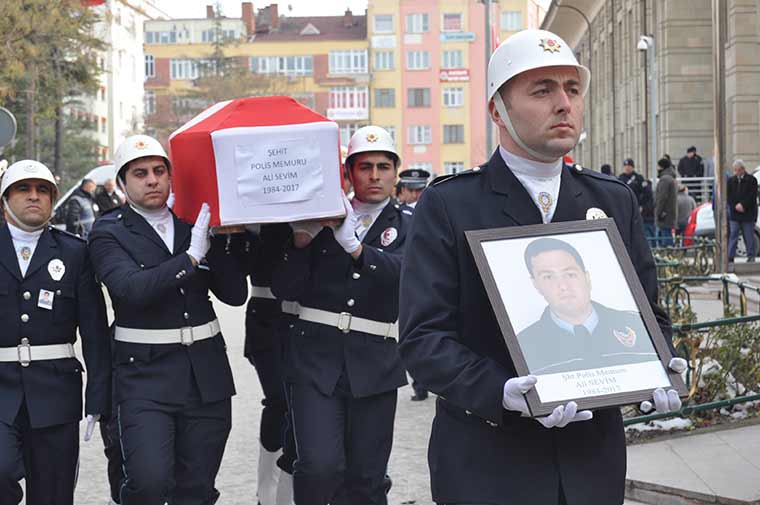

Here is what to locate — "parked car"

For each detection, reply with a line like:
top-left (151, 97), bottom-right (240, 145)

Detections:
top-left (51, 163), bottom-right (122, 228)
top-left (683, 203), bottom-right (760, 257)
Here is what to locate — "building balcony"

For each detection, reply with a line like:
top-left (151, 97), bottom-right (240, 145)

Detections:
top-left (327, 108), bottom-right (369, 121)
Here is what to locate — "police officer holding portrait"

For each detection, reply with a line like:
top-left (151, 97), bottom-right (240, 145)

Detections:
top-left (0, 160), bottom-right (110, 505)
top-left (398, 29), bottom-right (686, 505)
top-left (88, 135), bottom-right (248, 505)
top-left (272, 125), bottom-right (409, 505)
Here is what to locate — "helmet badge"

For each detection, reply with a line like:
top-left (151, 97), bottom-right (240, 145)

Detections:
top-left (134, 140), bottom-right (148, 149)
top-left (539, 38), bottom-right (562, 53)
top-left (366, 133), bottom-right (378, 143)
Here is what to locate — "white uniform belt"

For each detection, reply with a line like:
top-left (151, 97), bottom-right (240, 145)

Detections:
top-left (251, 286), bottom-right (276, 300)
top-left (297, 305), bottom-right (398, 339)
top-left (114, 319), bottom-right (221, 346)
top-left (281, 300), bottom-right (300, 315)
top-left (0, 342), bottom-right (75, 366)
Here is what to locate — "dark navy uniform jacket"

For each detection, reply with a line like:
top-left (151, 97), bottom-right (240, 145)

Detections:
top-left (88, 206), bottom-right (248, 405)
top-left (243, 224), bottom-right (292, 358)
top-left (0, 225), bottom-right (110, 428)
top-left (398, 151), bottom-right (671, 505)
top-left (272, 202), bottom-right (410, 398)
top-left (518, 301), bottom-right (659, 375)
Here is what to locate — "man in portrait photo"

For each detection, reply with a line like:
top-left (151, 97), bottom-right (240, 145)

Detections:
top-left (517, 237), bottom-right (659, 375)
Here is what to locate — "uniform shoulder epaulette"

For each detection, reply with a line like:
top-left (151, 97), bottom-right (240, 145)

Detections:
top-left (570, 164), bottom-right (629, 187)
top-left (97, 206), bottom-right (126, 222)
top-left (49, 226), bottom-right (86, 242)
top-left (432, 165), bottom-right (484, 186)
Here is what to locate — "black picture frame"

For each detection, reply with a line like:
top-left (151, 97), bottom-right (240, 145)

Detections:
top-left (465, 218), bottom-right (688, 417)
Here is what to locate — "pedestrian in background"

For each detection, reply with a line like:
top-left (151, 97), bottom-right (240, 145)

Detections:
top-left (600, 163), bottom-right (612, 175)
top-left (677, 146), bottom-right (704, 178)
top-left (727, 159), bottom-right (758, 262)
top-left (65, 178), bottom-right (97, 239)
top-left (640, 177), bottom-right (656, 241)
top-left (94, 178), bottom-right (122, 214)
top-left (676, 185), bottom-right (697, 237)
top-left (655, 158), bottom-right (678, 246)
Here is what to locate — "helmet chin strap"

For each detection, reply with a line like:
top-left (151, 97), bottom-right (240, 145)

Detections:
top-left (2, 197), bottom-right (51, 232)
top-left (492, 93), bottom-right (562, 163)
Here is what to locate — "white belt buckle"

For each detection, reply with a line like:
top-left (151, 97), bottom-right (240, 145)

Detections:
top-left (337, 312), bottom-right (352, 333)
top-left (180, 326), bottom-right (195, 346)
top-left (17, 338), bottom-right (31, 367)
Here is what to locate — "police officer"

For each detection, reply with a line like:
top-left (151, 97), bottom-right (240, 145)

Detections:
top-left (517, 238), bottom-right (658, 374)
top-left (241, 222), bottom-right (296, 505)
top-left (272, 125), bottom-right (409, 505)
top-left (0, 160), bottom-right (110, 505)
top-left (396, 168), bottom-right (430, 209)
top-left (398, 29), bottom-right (687, 505)
top-left (618, 158), bottom-right (647, 208)
top-left (88, 134), bottom-right (248, 505)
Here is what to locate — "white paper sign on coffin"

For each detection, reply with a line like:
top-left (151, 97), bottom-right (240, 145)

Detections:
top-left (211, 122), bottom-right (343, 225)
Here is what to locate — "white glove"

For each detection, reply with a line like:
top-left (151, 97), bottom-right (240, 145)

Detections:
top-left (187, 203), bottom-right (211, 263)
top-left (503, 376), bottom-right (593, 429)
top-left (84, 414), bottom-right (100, 442)
top-left (291, 220), bottom-right (323, 239)
top-left (332, 195), bottom-right (361, 254)
top-left (640, 358), bottom-right (687, 413)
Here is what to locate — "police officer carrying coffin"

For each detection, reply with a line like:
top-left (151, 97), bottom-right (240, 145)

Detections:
top-left (88, 134), bottom-right (248, 505)
top-left (272, 125), bottom-right (409, 505)
top-left (398, 29), bottom-right (687, 505)
top-left (241, 222), bottom-right (297, 505)
top-left (0, 160), bottom-right (110, 505)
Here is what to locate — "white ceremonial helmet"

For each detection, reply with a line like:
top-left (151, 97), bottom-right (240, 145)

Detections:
top-left (345, 125), bottom-right (400, 168)
top-left (1, 159), bottom-right (58, 201)
top-left (113, 134), bottom-right (171, 182)
top-left (487, 29), bottom-right (590, 162)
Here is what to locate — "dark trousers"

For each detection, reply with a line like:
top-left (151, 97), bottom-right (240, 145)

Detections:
top-left (100, 416), bottom-right (123, 504)
top-left (250, 349), bottom-right (288, 452)
top-left (288, 376), bottom-right (397, 505)
top-left (116, 397), bottom-right (231, 505)
top-left (0, 404), bottom-right (78, 505)
top-left (278, 408), bottom-right (297, 475)
top-left (729, 220), bottom-right (756, 259)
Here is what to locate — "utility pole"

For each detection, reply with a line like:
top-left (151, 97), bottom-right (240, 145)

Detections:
top-left (712, 0), bottom-right (728, 272)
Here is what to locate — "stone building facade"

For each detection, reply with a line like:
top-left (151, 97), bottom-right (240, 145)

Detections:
top-left (542, 0), bottom-right (760, 180)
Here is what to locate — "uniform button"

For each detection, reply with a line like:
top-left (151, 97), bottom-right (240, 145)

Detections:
top-left (183, 312), bottom-right (189, 320)
top-left (352, 273), bottom-right (361, 280)
top-left (140, 264), bottom-right (145, 268)
top-left (129, 357), bottom-right (135, 363)
top-left (55, 290), bottom-right (61, 296)
top-left (22, 291), bottom-right (31, 300)
top-left (369, 264), bottom-right (377, 271)
top-left (175, 274), bottom-right (181, 279)
top-left (486, 420), bottom-right (498, 427)
top-left (321, 249), bottom-right (327, 255)
top-left (465, 410), bottom-right (472, 416)
top-left (179, 288), bottom-right (185, 295)
top-left (346, 299), bottom-right (355, 307)
top-left (117, 214), bottom-right (123, 219)
top-left (20, 314), bottom-right (29, 323)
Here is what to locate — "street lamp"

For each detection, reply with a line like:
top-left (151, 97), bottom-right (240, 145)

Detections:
top-left (638, 35), bottom-right (657, 178)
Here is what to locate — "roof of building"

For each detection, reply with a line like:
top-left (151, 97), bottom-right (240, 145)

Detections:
top-left (253, 14), bottom-right (367, 42)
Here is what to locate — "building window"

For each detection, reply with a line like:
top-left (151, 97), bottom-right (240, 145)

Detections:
top-left (145, 30), bottom-right (178, 44)
top-left (329, 87), bottom-right (369, 110)
top-left (101, 117), bottom-right (107, 134)
top-left (250, 56), bottom-right (313, 76)
top-left (406, 51), bottom-right (430, 70)
top-left (442, 87), bottom-right (464, 107)
top-left (202, 29), bottom-right (237, 42)
top-left (408, 125), bottom-right (432, 145)
top-left (293, 93), bottom-right (316, 110)
top-left (407, 88), bottom-right (430, 107)
top-left (339, 123), bottom-right (364, 146)
top-left (442, 13), bottom-right (463, 32)
top-left (408, 162), bottom-right (433, 172)
top-left (329, 50), bottom-right (368, 74)
top-left (501, 11), bottom-right (522, 31)
top-left (373, 50), bottom-right (394, 71)
top-left (374, 14), bottom-right (394, 33)
top-left (374, 88), bottom-right (395, 108)
top-left (144, 55), bottom-right (155, 79)
top-left (443, 124), bottom-right (465, 144)
top-left (170, 59), bottom-right (199, 80)
top-left (144, 90), bottom-right (155, 115)
top-left (441, 50), bottom-right (463, 69)
top-left (444, 161), bottom-right (464, 174)
top-left (405, 13), bottom-right (429, 33)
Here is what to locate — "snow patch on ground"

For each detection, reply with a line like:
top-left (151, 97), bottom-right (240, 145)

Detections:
top-left (625, 417), bottom-right (693, 433)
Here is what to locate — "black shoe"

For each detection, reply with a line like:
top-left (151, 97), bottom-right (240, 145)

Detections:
top-left (748, 257), bottom-right (756, 263)
top-left (410, 391), bottom-right (428, 401)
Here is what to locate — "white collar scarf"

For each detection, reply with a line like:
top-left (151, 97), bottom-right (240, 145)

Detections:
top-left (499, 146), bottom-right (563, 224)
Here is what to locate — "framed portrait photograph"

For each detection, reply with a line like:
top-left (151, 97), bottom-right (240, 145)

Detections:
top-left (466, 219), bottom-right (688, 416)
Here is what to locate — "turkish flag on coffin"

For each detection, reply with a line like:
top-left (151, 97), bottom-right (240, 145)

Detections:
top-left (168, 96), bottom-right (344, 227)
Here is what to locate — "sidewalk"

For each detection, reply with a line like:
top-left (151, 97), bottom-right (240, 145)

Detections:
top-left (626, 421), bottom-right (760, 504)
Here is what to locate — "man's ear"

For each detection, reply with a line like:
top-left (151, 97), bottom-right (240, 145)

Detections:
top-left (488, 99), bottom-right (504, 128)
